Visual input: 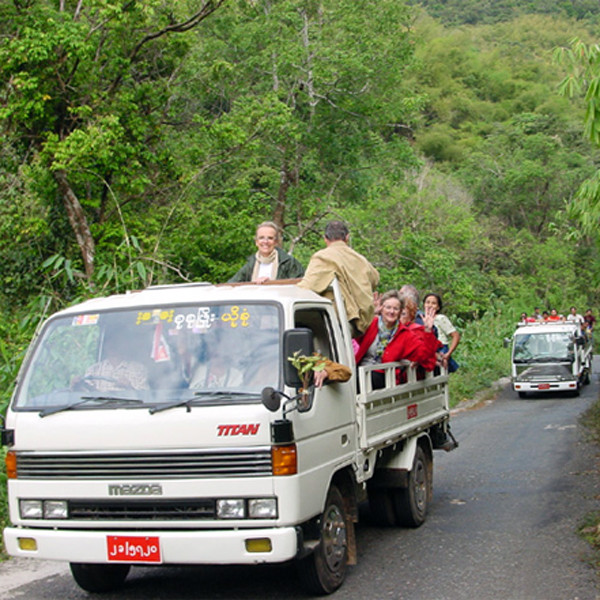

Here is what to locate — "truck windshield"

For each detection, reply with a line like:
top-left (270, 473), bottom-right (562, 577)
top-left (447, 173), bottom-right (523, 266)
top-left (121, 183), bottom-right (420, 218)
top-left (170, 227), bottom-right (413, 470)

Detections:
top-left (13, 302), bottom-right (281, 412)
top-left (513, 332), bottom-right (574, 363)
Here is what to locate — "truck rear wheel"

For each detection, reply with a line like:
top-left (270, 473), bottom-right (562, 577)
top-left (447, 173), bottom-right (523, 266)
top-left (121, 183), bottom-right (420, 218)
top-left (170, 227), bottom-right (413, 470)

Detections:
top-left (297, 484), bottom-right (348, 595)
top-left (70, 562), bottom-right (130, 593)
top-left (583, 368), bottom-right (591, 385)
top-left (393, 445), bottom-right (431, 528)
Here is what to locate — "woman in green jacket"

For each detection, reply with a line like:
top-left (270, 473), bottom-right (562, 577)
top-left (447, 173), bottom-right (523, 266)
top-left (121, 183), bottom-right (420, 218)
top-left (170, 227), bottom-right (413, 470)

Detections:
top-left (228, 221), bottom-right (304, 283)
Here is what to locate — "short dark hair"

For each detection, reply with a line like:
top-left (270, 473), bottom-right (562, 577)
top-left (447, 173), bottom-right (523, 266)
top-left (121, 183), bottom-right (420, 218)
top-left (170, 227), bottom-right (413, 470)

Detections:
top-left (424, 292), bottom-right (443, 312)
top-left (324, 220), bottom-right (349, 241)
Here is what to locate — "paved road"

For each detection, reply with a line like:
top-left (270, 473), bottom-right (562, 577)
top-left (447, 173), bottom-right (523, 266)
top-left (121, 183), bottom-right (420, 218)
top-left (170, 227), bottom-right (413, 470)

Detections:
top-left (2, 370), bottom-right (599, 599)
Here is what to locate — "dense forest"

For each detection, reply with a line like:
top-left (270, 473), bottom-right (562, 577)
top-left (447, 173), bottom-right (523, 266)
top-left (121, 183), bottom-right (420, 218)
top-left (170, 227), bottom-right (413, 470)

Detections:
top-left (1, 0), bottom-right (600, 417)
top-left (411, 0), bottom-right (600, 25)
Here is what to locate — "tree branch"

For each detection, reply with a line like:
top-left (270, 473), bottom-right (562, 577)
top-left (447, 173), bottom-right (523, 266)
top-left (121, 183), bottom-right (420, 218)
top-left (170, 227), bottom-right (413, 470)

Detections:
top-left (129, 1), bottom-right (228, 62)
top-left (53, 169), bottom-right (95, 281)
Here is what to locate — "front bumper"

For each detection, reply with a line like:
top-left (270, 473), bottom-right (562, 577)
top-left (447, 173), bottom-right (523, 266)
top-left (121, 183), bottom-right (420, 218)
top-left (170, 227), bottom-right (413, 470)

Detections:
top-left (513, 380), bottom-right (578, 393)
top-left (3, 526), bottom-right (299, 565)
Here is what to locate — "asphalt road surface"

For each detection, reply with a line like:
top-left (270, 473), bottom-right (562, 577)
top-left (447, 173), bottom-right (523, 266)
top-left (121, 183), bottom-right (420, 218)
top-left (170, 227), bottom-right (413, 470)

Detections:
top-left (2, 368), bottom-right (600, 600)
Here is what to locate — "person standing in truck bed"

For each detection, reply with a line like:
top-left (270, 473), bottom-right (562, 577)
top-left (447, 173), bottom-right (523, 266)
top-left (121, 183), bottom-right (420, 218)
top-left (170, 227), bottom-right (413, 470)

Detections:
top-left (228, 221), bottom-right (304, 283)
top-left (297, 220), bottom-right (380, 337)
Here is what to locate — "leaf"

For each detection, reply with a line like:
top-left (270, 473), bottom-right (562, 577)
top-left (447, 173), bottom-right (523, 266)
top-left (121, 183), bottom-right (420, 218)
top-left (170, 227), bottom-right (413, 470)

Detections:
top-left (136, 261), bottom-right (147, 281)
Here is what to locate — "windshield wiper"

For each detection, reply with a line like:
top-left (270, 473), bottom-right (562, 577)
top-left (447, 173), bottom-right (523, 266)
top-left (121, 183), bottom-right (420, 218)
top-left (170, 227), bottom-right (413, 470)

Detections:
top-left (39, 396), bottom-right (144, 418)
top-left (149, 391), bottom-right (260, 415)
top-left (149, 397), bottom-right (196, 414)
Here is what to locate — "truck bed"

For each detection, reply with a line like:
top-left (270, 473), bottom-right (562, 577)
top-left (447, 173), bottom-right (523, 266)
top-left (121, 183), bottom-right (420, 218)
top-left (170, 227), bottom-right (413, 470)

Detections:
top-left (356, 361), bottom-right (449, 451)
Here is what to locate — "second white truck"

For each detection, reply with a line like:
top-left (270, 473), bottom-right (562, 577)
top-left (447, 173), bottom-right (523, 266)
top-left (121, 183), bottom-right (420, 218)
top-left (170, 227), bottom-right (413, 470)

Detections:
top-left (509, 320), bottom-right (592, 397)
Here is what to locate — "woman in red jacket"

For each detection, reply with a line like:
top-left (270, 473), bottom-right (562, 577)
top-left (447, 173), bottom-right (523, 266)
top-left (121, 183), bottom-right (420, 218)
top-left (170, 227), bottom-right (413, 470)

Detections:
top-left (354, 290), bottom-right (440, 388)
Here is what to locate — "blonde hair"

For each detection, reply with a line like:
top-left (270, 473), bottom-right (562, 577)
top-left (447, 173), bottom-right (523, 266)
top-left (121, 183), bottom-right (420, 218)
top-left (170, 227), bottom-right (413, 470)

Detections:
top-left (255, 221), bottom-right (282, 244)
top-left (380, 289), bottom-right (404, 310)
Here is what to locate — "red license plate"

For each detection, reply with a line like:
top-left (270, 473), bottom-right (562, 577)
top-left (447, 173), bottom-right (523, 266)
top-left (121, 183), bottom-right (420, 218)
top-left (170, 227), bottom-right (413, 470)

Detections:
top-left (407, 403), bottom-right (418, 419)
top-left (107, 535), bottom-right (161, 563)
top-left (538, 383), bottom-right (551, 390)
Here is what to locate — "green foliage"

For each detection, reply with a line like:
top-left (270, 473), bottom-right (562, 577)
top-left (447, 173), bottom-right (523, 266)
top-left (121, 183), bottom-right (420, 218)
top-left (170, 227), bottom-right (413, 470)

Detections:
top-left (447, 304), bottom-right (514, 406)
top-left (288, 350), bottom-right (326, 391)
top-left (0, 306), bottom-right (37, 418)
top-left (459, 113), bottom-right (596, 234)
top-left (555, 37), bottom-right (600, 256)
top-left (411, 0), bottom-right (600, 26)
top-left (0, 0), bottom-right (226, 290)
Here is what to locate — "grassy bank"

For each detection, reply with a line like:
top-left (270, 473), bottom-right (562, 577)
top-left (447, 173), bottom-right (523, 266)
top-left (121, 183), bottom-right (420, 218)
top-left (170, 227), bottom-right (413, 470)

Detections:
top-left (447, 307), bottom-right (513, 408)
top-left (579, 397), bottom-right (600, 565)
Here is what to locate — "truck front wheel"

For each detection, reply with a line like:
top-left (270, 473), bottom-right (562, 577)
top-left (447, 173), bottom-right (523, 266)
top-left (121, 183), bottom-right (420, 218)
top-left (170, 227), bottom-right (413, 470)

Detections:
top-left (297, 484), bottom-right (348, 595)
top-left (393, 445), bottom-right (431, 528)
top-left (70, 563), bottom-right (131, 593)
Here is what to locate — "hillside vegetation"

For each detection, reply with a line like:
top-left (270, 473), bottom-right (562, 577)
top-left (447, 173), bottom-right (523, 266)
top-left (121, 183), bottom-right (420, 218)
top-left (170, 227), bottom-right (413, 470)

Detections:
top-left (0, 1), bottom-right (598, 414)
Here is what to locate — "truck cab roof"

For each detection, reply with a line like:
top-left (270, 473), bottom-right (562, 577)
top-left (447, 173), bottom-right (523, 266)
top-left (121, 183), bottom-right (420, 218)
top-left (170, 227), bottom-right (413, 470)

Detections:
top-left (54, 282), bottom-right (329, 318)
top-left (515, 321), bottom-right (583, 336)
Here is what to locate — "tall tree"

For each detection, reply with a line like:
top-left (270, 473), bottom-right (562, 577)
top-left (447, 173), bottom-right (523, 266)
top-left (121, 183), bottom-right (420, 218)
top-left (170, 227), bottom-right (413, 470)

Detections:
top-left (0, 0), bottom-right (226, 285)
top-left (556, 38), bottom-right (600, 235)
top-left (160, 0), bottom-right (423, 279)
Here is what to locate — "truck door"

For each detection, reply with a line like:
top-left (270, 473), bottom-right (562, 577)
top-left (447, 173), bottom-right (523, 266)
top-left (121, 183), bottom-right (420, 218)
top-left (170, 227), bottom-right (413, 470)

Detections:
top-left (291, 306), bottom-right (355, 460)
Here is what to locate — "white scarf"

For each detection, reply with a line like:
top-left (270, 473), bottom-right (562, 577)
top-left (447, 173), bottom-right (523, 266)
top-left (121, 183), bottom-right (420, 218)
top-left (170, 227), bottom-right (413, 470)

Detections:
top-left (251, 249), bottom-right (279, 281)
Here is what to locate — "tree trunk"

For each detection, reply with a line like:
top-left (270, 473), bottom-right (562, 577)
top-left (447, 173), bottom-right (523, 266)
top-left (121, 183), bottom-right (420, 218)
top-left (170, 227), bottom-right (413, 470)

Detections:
top-left (53, 170), bottom-right (95, 282)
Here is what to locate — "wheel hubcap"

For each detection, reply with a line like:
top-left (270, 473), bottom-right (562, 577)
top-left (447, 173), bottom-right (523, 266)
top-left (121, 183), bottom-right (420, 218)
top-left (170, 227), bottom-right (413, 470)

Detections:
top-left (322, 503), bottom-right (346, 571)
top-left (414, 461), bottom-right (426, 512)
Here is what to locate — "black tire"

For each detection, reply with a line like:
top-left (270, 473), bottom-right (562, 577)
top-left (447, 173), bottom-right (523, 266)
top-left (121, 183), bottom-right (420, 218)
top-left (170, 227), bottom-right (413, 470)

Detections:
top-left (367, 484), bottom-right (397, 527)
top-left (393, 445), bottom-right (431, 528)
top-left (518, 391), bottom-right (527, 398)
top-left (583, 368), bottom-right (591, 386)
top-left (70, 563), bottom-right (130, 593)
top-left (297, 485), bottom-right (348, 595)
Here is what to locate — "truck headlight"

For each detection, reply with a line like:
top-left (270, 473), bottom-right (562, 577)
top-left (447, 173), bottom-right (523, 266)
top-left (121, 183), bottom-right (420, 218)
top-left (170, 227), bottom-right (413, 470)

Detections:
top-left (43, 500), bottom-right (68, 519)
top-left (216, 499), bottom-right (246, 519)
top-left (20, 500), bottom-right (43, 519)
top-left (248, 498), bottom-right (277, 519)
top-left (20, 499), bottom-right (69, 520)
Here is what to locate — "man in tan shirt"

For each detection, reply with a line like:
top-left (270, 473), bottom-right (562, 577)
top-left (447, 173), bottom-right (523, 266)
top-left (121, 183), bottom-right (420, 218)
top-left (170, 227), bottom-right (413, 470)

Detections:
top-left (298, 220), bottom-right (380, 337)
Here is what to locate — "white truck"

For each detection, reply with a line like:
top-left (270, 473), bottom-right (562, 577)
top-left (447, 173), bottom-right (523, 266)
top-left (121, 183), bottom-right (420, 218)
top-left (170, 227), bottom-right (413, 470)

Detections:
top-left (509, 320), bottom-right (592, 398)
top-left (2, 281), bottom-right (455, 594)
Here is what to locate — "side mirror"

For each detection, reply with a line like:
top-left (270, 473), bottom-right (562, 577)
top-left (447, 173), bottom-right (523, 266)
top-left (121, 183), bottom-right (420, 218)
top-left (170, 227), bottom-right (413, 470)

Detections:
top-left (261, 386), bottom-right (282, 412)
top-left (503, 337), bottom-right (512, 348)
top-left (282, 328), bottom-right (314, 388)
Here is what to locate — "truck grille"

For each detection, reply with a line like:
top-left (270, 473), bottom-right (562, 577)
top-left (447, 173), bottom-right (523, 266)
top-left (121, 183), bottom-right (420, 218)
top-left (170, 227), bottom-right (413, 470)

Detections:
top-left (68, 499), bottom-right (216, 520)
top-left (16, 449), bottom-right (272, 479)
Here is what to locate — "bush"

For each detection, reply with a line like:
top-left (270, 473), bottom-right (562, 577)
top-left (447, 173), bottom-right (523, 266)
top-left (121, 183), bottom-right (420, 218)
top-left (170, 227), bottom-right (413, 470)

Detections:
top-left (447, 304), bottom-right (515, 407)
